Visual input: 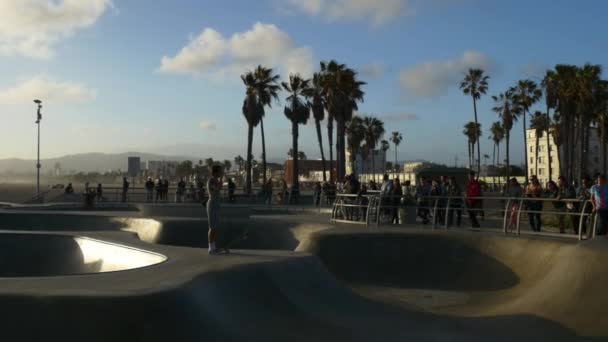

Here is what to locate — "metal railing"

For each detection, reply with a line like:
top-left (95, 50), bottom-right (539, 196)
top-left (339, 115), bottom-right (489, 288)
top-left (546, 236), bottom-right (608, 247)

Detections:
top-left (331, 193), bottom-right (599, 241)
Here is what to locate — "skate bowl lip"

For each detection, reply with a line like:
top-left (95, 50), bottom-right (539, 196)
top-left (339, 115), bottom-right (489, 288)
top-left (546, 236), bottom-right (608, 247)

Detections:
top-left (0, 231), bottom-right (167, 278)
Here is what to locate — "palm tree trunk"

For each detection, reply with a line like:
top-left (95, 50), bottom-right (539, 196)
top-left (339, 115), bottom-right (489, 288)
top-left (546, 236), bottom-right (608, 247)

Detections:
top-left (394, 144), bottom-right (398, 170)
top-left (497, 141), bottom-right (500, 168)
top-left (337, 118), bottom-right (347, 181)
top-left (467, 142), bottom-right (471, 168)
top-left (505, 131), bottom-right (511, 184)
top-left (292, 120), bottom-right (299, 193)
top-left (260, 117), bottom-right (267, 185)
top-left (246, 124), bottom-right (253, 195)
top-left (327, 118), bottom-right (334, 183)
top-left (371, 150), bottom-right (375, 182)
top-left (603, 129), bottom-right (607, 176)
top-left (315, 119), bottom-right (327, 182)
top-left (493, 142), bottom-right (496, 186)
top-left (547, 124), bottom-right (552, 182)
top-left (473, 97), bottom-right (481, 177)
top-left (523, 109), bottom-right (529, 183)
top-left (535, 134), bottom-right (540, 177)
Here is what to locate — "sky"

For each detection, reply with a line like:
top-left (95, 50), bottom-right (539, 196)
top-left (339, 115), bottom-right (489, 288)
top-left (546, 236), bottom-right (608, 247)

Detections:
top-left (0, 0), bottom-right (606, 166)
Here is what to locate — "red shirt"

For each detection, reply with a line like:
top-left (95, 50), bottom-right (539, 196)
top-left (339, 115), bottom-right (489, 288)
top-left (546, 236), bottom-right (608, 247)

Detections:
top-left (466, 180), bottom-right (481, 204)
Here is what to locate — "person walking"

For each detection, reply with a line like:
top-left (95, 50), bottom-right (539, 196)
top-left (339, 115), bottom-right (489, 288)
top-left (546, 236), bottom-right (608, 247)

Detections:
top-left (525, 175), bottom-right (543, 232)
top-left (591, 174), bottom-right (608, 236)
top-left (465, 172), bottom-right (482, 228)
top-left (207, 165), bottom-right (224, 254)
top-left (121, 177), bottom-right (129, 203)
top-left (145, 177), bottom-right (154, 203)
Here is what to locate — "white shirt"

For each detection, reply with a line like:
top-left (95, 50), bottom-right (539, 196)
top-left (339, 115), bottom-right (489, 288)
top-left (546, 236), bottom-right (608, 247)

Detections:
top-left (380, 180), bottom-right (393, 195)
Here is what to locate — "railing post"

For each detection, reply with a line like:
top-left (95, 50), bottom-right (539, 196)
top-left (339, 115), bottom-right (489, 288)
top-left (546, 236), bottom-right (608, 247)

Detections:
top-left (579, 201), bottom-right (589, 241)
top-left (503, 198), bottom-right (511, 234)
top-left (444, 197), bottom-right (451, 229)
top-left (516, 198), bottom-right (524, 236)
top-left (376, 195), bottom-right (382, 228)
top-left (432, 197), bottom-right (439, 230)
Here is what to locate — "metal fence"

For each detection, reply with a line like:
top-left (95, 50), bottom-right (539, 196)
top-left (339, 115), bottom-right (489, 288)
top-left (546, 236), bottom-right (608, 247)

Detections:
top-left (331, 193), bottom-right (598, 241)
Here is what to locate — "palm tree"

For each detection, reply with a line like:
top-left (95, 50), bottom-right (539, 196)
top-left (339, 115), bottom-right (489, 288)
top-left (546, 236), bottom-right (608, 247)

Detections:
top-left (463, 122), bottom-right (481, 169)
top-left (345, 116), bottom-right (365, 175)
top-left (223, 160), bottom-right (232, 173)
top-left (390, 131), bottom-right (403, 168)
top-left (460, 68), bottom-right (489, 177)
top-left (511, 79), bottom-right (542, 182)
top-left (320, 60), bottom-right (366, 181)
top-left (282, 74), bottom-right (312, 194)
top-left (530, 111), bottom-right (550, 177)
top-left (380, 139), bottom-right (390, 173)
top-left (310, 72), bottom-right (328, 182)
top-left (489, 121), bottom-right (505, 169)
top-left (253, 65), bottom-right (281, 186)
top-left (551, 122), bottom-right (562, 175)
top-left (493, 90), bottom-right (521, 183)
top-left (234, 155), bottom-right (245, 172)
top-left (241, 72), bottom-right (263, 194)
top-left (362, 116), bottom-right (385, 182)
top-left (542, 70), bottom-right (558, 181)
top-left (287, 149), bottom-right (308, 161)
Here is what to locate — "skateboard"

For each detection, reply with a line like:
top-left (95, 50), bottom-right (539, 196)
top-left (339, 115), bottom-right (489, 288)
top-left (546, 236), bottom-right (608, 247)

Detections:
top-left (212, 230), bottom-right (249, 255)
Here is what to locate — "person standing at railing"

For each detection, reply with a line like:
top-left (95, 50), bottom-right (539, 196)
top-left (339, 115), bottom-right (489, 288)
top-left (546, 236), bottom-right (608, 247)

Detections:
top-left (506, 178), bottom-right (524, 231)
top-left (416, 176), bottom-right (431, 224)
top-left (380, 174), bottom-right (393, 222)
top-left (558, 176), bottom-right (576, 234)
top-left (392, 178), bottom-right (402, 224)
top-left (176, 178), bottom-right (186, 203)
top-left (465, 172), bottom-right (482, 228)
top-left (313, 182), bottom-right (322, 207)
top-left (525, 175), bottom-right (543, 232)
top-left (575, 176), bottom-right (593, 236)
top-left (96, 183), bottom-right (103, 203)
top-left (446, 176), bottom-right (462, 227)
top-left (145, 177), bottom-right (154, 202)
top-left (591, 174), bottom-right (608, 236)
top-left (228, 178), bottom-right (236, 203)
top-left (121, 177), bottom-right (129, 203)
top-left (430, 180), bottom-right (443, 225)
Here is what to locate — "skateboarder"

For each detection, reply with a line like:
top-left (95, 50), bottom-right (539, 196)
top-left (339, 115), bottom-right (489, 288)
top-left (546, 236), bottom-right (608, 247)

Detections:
top-left (207, 165), bottom-right (224, 254)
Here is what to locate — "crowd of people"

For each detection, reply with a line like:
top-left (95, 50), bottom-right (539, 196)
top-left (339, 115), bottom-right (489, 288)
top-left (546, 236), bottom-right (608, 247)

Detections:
top-left (331, 171), bottom-right (608, 236)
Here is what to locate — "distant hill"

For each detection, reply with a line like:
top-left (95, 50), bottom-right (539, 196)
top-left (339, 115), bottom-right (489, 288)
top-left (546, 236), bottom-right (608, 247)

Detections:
top-left (0, 152), bottom-right (195, 174)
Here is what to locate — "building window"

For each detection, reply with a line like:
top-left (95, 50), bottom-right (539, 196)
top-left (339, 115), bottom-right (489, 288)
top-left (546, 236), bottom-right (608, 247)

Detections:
top-left (530, 146), bottom-right (534, 152)
top-left (539, 157), bottom-right (544, 163)
top-left (530, 168), bottom-right (534, 175)
top-left (539, 168), bottom-right (545, 176)
top-left (530, 157), bottom-right (534, 164)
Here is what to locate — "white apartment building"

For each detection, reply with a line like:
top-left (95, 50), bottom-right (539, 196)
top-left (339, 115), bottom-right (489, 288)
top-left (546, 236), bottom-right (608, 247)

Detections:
top-left (526, 128), bottom-right (605, 184)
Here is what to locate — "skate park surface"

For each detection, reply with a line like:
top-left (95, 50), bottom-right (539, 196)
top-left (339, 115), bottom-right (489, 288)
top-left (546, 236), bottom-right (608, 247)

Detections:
top-left (0, 204), bottom-right (607, 341)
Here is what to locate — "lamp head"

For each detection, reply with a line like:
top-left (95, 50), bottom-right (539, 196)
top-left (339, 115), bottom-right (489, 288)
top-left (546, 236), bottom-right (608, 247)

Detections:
top-left (33, 99), bottom-right (42, 105)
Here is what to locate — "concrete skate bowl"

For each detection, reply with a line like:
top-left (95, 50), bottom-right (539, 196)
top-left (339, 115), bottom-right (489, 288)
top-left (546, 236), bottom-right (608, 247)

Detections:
top-left (301, 229), bottom-right (608, 339)
top-left (0, 233), bottom-right (166, 277)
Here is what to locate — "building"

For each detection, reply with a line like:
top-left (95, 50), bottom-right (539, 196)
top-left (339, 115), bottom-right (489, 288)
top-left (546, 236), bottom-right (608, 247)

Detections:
top-left (345, 150), bottom-right (386, 176)
top-left (146, 160), bottom-right (179, 178)
top-left (127, 157), bottom-right (141, 177)
top-left (283, 160), bottom-right (336, 184)
top-left (527, 128), bottom-right (606, 184)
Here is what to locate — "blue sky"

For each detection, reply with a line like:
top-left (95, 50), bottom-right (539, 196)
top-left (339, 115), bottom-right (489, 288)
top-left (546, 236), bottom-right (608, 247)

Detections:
top-left (0, 0), bottom-right (606, 166)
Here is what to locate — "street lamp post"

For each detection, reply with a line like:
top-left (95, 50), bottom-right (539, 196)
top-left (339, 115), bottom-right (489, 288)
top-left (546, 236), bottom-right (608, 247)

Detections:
top-left (34, 99), bottom-right (42, 200)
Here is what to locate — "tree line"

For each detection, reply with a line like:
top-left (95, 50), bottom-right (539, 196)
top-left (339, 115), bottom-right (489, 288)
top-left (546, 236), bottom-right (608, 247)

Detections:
top-left (461, 64), bottom-right (607, 184)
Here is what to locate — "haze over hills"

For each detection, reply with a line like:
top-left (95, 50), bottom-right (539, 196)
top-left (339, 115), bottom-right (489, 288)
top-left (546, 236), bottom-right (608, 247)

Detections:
top-left (0, 150), bottom-right (288, 174)
top-left (0, 152), bottom-right (194, 174)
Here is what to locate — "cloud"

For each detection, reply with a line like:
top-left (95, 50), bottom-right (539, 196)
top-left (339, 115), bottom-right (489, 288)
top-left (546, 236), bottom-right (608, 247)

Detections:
top-left (381, 113), bottom-right (420, 122)
top-left (360, 62), bottom-right (387, 79)
top-left (283, 0), bottom-right (412, 26)
top-left (0, 0), bottom-right (112, 59)
top-left (159, 22), bottom-right (313, 78)
top-left (398, 51), bottom-right (496, 99)
top-left (0, 76), bottom-right (96, 104)
top-left (199, 120), bottom-right (217, 130)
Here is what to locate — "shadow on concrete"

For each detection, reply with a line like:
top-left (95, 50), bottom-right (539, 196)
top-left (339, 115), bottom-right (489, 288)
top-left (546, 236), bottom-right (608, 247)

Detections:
top-left (306, 231), bottom-right (519, 292)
